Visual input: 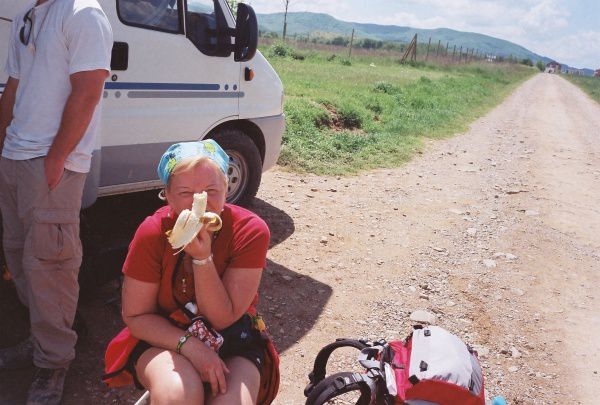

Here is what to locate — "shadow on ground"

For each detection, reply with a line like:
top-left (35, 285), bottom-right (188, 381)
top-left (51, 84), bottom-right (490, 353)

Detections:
top-left (0, 194), bottom-right (332, 403)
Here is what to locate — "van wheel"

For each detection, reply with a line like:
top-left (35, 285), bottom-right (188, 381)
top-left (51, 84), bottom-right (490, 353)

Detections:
top-left (210, 129), bottom-right (262, 207)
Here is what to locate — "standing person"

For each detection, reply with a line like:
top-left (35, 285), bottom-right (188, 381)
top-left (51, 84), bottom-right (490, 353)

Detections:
top-left (0, 0), bottom-right (112, 403)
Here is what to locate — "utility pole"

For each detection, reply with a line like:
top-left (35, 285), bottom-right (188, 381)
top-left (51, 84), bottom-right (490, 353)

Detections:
top-left (282, 0), bottom-right (290, 41)
top-left (348, 28), bottom-right (355, 59)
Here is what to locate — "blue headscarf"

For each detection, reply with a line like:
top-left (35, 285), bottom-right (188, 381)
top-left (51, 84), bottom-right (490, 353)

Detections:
top-left (157, 139), bottom-right (229, 184)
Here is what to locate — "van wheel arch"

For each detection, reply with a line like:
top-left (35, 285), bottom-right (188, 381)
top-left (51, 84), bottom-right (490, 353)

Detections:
top-left (207, 127), bottom-right (263, 207)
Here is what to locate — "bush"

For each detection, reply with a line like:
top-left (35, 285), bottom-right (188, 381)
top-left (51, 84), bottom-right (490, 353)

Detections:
top-left (326, 54), bottom-right (337, 62)
top-left (536, 60), bottom-right (545, 71)
top-left (340, 58), bottom-right (352, 66)
top-left (291, 51), bottom-right (306, 61)
top-left (269, 43), bottom-right (293, 58)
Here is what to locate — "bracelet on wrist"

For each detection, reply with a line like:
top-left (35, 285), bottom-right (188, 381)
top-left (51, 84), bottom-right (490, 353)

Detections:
top-left (176, 332), bottom-right (193, 354)
top-left (192, 254), bottom-right (213, 267)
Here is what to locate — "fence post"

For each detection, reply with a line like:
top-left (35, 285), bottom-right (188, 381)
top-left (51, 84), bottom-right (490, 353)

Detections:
top-left (452, 45), bottom-right (456, 61)
top-left (459, 46), bottom-right (462, 63)
top-left (436, 39), bottom-right (441, 57)
top-left (426, 37), bottom-right (431, 60)
top-left (348, 28), bottom-right (355, 59)
top-left (445, 42), bottom-right (449, 56)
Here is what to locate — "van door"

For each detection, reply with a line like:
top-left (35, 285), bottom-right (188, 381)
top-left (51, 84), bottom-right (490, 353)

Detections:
top-left (99, 0), bottom-right (240, 190)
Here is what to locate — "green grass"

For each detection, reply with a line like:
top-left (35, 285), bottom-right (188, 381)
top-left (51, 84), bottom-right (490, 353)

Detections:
top-left (565, 75), bottom-right (600, 104)
top-left (264, 45), bottom-right (535, 175)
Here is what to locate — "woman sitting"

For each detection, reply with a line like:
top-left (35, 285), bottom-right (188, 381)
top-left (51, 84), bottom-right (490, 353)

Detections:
top-left (104, 140), bottom-right (276, 404)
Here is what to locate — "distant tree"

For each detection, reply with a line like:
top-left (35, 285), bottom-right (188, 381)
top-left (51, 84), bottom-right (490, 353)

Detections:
top-left (536, 60), bottom-right (545, 71)
top-left (361, 38), bottom-right (383, 49)
top-left (330, 36), bottom-right (349, 46)
top-left (520, 58), bottom-right (533, 66)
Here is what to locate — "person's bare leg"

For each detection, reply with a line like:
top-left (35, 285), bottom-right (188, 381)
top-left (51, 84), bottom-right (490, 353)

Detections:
top-left (207, 356), bottom-right (260, 405)
top-left (135, 347), bottom-right (205, 405)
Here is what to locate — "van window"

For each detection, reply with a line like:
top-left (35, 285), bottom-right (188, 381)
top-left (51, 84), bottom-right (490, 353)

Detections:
top-left (118, 0), bottom-right (181, 33)
top-left (186, 0), bottom-right (229, 55)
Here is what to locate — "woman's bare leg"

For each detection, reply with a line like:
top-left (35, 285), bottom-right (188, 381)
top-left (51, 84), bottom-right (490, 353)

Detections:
top-left (135, 347), bottom-right (205, 405)
top-left (207, 356), bottom-right (260, 405)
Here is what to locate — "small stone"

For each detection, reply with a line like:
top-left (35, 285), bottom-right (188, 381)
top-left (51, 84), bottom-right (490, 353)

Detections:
top-left (320, 236), bottom-right (328, 244)
top-left (508, 366), bottom-right (520, 373)
top-left (473, 345), bottom-right (490, 358)
top-left (505, 253), bottom-right (518, 260)
top-left (282, 275), bottom-right (293, 282)
top-left (410, 310), bottom-right (436, 324)
top-left (432, 246), bottom-right (446, 253)
top-left (419, 294), bottom-right (430, 300)
top-left (483, 259), bottom-right (497, 268)
top-left (525, 210), bottom-right (539, 216)
top-left (408, 286), bottom-right (417, 293)
top-left (466, 228), bottom-right (477, 236)
top-left (511, 347), bottom-right (522, 358)
top-left (446, 300), bottom-right (456, 307)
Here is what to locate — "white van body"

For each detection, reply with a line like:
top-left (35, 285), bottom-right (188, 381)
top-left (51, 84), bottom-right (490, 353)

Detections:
top-left (0, 0), bottom-right (284, 207)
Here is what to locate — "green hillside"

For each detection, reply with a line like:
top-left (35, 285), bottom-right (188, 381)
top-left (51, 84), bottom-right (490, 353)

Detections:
top-left (258, 12), bottom-right (551, 64)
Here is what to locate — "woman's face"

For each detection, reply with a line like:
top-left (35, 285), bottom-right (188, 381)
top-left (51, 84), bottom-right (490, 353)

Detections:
top-left (165, 161), bottom-right (227, 217)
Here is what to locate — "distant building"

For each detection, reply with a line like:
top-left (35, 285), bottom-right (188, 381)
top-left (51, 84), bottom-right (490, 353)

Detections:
top-left (545, 61), bottom-right (561, 74)
top-left (595, 69), bottom-right (600, 77)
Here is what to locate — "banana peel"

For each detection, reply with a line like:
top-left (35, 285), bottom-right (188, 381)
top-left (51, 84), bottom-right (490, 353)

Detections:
top-left (166, 192), bottom-right (222, 254)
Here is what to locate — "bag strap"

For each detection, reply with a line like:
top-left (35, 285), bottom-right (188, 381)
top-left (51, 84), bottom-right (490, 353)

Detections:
top-left (304, 339), bottom-right (370, 397)
top-left (305, 371), bottom-right (376, 405)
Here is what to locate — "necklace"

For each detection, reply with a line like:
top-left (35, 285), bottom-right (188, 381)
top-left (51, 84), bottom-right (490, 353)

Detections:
top-left (29, 1), bottom-right (52, 53)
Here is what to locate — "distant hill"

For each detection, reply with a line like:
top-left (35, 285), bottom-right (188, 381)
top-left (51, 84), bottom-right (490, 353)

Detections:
top-left (258, 12), bottom-right (557, 66)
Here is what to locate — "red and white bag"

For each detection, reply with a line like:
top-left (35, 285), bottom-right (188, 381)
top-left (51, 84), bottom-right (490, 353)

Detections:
top-left (304, 325), bottom-right (485, 405)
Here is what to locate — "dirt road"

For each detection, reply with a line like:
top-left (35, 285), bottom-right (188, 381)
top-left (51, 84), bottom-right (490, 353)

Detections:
top-left (1, 73), bottom-right (599, 404)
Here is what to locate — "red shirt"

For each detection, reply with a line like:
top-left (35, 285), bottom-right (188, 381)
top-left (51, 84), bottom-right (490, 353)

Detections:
top-left (123, 203), bottom-right (270, 315)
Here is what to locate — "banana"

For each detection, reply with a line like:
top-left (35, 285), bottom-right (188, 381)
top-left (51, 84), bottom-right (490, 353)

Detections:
top-left (166, 192), bottom-right (222, 254)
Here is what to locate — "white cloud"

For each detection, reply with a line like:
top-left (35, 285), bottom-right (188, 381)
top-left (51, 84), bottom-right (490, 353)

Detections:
top-left (525, 30), bottom-right (600, 68)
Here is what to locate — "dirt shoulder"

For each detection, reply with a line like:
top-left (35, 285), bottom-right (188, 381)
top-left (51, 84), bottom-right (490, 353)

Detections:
top-left (1, 73), bottom-right (599, 404)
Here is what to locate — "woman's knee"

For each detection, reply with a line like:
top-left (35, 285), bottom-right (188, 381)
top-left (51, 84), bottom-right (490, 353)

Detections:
top-left (137, 349), bottom-right (205, 404)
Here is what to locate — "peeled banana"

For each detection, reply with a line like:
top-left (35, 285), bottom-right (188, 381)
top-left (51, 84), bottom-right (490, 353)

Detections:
top-left (166, 192), bottom-right (222, 253)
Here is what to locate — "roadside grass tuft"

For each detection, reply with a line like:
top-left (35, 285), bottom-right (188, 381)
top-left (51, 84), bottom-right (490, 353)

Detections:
top-left (565, 75), bottom-right (600, 104)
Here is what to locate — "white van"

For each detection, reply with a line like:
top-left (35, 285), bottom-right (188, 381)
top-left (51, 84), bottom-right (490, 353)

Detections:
top-left (0, 0), bottom-right (284, 207)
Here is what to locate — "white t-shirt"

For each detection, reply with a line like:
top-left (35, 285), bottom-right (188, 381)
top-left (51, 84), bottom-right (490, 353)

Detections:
top-left (3, 0), bottom-right (112, 173)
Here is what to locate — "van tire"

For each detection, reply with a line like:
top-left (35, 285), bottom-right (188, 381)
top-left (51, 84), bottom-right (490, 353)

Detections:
top-left (210, 129), bottom-right (262, 207)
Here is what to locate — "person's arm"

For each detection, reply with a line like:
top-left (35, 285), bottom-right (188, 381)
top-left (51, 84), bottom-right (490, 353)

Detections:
top-left (192, 259), bottom-right (262, 330)
top-left (122, 276), bottom-right (230, 395)
top-left (184, 221), bottom-right (267, 330)
top-left (45, 69), bottom-right (107, 189)
top-left (0, 77), bottom-right (19, 154)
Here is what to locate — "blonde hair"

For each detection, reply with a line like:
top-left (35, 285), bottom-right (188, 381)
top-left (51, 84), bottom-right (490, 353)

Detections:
top-left (166, 156), bottom-right (228, 191)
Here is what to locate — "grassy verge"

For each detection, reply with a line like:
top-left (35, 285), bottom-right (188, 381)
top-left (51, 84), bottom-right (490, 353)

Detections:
top-left (565, 75), bottom-right (600, 104)
top-left (265, 44), bottom-right (535, 175)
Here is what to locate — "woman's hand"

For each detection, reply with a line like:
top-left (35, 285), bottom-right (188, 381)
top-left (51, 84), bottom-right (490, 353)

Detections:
top-left (183, 225), bottom-right (212, 260)
top-left (181, 338), bottom-right (230, 396)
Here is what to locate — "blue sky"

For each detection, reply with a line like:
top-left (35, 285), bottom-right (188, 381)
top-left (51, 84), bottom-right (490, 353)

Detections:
top-left (247, 0), bottom-right (600, 69)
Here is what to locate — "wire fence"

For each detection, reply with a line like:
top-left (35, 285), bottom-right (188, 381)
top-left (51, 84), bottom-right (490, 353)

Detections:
top-left (259, 31), bottom-right (530, 67)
